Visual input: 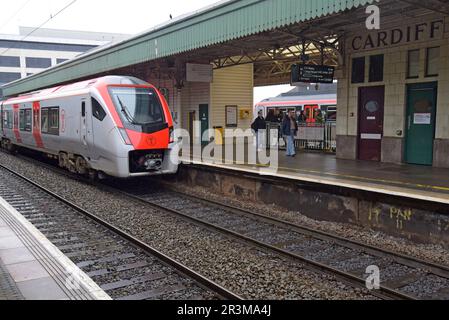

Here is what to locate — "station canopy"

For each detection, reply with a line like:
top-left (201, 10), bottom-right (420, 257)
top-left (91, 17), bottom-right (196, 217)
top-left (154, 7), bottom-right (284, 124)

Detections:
top-left (2, 0), bottom-right (449, 96)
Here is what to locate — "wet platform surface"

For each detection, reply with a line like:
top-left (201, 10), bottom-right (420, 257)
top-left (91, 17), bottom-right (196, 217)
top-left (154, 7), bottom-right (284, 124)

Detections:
top-left (182, 148), bottom-right (449, 204)
top-left (274, 152), bottom-right (449, 194)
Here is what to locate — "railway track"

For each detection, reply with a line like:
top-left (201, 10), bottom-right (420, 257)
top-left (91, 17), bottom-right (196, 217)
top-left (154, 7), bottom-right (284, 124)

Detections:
top-left (115, 180), bottom-right (449, 300)
top-left (0, 163), bottom-right (242, 301)
top-left (4, 150), bottom-right (449, 300)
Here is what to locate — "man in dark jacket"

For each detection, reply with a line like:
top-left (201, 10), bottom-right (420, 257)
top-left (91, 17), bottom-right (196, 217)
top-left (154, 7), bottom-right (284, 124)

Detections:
top-left (252, 111), bottom-right (267, 152)
top-left (282, 111), bottom-right (298, 157)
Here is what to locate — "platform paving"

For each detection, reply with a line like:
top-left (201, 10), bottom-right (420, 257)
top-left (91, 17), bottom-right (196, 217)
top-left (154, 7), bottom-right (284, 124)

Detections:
top-left (0, 252), bottom-right (24, 300)
top-left (0, 198), bottom-right (111, 300)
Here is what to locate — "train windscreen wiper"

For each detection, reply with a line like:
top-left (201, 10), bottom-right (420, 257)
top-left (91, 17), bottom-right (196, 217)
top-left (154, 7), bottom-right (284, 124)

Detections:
top-left (116, 96), bottom-right (138, 125)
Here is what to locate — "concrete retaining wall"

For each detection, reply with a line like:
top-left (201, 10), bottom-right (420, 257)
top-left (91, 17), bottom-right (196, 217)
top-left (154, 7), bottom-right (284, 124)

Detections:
top-left (162, 165), bottom-right (449, 248)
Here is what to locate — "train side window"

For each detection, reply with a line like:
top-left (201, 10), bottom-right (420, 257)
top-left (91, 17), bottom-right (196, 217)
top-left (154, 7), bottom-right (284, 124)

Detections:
top-left (48, 107), bottom-right (59, 135)
top-left (8, 111), bottom-right (13, 129)
top-left (4, 110), bottom-right (13, 129)
top-left (91, 98), bottom-right (107, 121)
top-left (19, 110), bottom-right (25, 131)
top-left (25, 109), bottom-right (32, 132)
top-left (2, 110), bottom-right (7, 128)
top-left (41, 109), bottom-right (49, 133)
top-left (41, 107), bottom-right (59, 135)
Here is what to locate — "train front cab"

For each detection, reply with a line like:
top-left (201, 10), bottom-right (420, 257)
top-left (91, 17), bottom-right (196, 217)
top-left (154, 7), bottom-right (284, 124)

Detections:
top-left (98, 83), bottom-right (179, 178)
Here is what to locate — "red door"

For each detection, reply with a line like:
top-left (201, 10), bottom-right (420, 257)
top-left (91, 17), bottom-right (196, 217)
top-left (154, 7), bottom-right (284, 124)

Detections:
top-left (358, 86), bottom-right (384, 161)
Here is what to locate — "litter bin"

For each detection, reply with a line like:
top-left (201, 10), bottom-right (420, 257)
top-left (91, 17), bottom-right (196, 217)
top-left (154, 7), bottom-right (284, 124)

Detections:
top-left (213, 126), bottom-right (224, 145)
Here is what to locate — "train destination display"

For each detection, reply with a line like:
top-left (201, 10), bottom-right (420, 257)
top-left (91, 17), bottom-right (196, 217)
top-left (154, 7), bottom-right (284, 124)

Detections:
top-left (291, 64), bottom-right (335, 84)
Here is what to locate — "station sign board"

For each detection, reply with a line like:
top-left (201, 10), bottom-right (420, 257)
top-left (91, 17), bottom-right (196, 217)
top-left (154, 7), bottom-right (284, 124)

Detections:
top-left (291, 64), bottom-right (335, 84)
top-left (186, 63), bottom-right (213, 83)
top-left (349, 19), bottom-right (444, 52)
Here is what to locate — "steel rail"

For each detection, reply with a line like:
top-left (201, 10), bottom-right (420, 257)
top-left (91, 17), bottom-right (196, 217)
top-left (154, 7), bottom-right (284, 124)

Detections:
top-left (3, 150), bottom-right (439, 300)
top-left (160, 184), bottom-right (449, 278)
top-left (112, 186), bottom-right (416, 301)
top-left (0, 163), bottom-right (243, 301)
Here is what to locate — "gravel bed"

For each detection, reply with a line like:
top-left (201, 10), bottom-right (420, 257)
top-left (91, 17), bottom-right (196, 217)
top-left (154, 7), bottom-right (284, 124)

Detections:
top-left (0, 152), bottom-right (375, 300)
top-left (163, 181), bottom-right (449, 267)
top-left (379, 264), bottom-right (417, 282)
top-left (401, 274), bottom-right (449, 298)
top-left (0, 167), bottom-right (215, 300)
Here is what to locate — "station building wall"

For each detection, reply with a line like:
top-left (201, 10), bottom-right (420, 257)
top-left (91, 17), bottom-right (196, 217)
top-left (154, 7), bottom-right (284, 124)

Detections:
top-left (337, 14), bottom-right (449, 168)
top-left (181, 81), bottom-right (211, 143)
top-left (210, 64), bottom-right (254, 132)
top-left (178, 64), bottom-right (254, 144)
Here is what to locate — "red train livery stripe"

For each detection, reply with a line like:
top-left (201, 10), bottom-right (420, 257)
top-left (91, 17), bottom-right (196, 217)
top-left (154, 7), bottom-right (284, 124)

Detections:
top-left (33, 101), bottom-right (44, 148)
top-left (12, 104), bottom-right (22, 144)
top-left (96, 82), bottom-right (124, 128)
top-left (256, 99), bottom-right (337, 107)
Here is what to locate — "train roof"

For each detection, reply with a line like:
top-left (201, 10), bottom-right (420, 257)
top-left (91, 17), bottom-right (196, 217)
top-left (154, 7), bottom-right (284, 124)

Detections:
top-left (281, 83), bottom-right (337, 97)
top-left (2, 76), bottom-right (150, 104)
top-left (256, 83), bottom-right (337, 107)
top-left (256, 94), bottom-right (336, 107)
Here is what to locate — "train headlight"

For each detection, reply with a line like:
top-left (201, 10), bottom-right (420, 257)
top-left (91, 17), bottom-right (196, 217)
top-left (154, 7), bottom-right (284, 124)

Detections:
top-left (118, 128), bottom-right (133, 145)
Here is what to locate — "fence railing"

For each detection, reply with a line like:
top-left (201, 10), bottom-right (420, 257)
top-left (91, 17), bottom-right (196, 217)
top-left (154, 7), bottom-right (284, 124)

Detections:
top-left (266, 122), bottom-right (336, 153)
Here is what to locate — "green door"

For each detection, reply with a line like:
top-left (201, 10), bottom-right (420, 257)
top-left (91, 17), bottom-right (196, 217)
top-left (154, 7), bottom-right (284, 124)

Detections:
top-left (199, 104), bottom-right (209, 146)
top-left (405, 82), bottom-right (438, 166)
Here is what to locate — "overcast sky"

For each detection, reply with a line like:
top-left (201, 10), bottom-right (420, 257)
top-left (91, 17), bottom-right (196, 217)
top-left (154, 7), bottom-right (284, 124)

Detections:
top-left (0, 0), bottom-right (292, 101)
top-left (0, 0), bottom-right (220, 35)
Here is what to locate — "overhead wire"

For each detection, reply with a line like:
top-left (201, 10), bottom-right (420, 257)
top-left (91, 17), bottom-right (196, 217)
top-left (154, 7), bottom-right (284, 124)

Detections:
top-left (0, 0), bottom-right (34, 33)
top-left (0, 0), bottom-right (79, 57)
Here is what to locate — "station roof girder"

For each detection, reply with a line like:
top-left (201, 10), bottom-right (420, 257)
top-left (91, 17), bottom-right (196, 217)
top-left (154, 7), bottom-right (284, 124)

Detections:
top-left (1, 0), bottom-right (378, 97)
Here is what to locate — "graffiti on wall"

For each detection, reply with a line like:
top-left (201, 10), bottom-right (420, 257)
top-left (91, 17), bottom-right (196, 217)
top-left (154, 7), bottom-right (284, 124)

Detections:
top-left (368, 206), bottom-right (413, 230)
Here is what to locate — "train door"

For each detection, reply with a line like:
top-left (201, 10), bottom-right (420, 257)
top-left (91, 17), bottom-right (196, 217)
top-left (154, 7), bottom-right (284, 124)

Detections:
top-left (405, 82), bottom-right (438, 166)
top-left (304, 105), bottom-right (319, 124)
top-left (80, 99), bottom-right (94, 155)
top-left (358, 86), bottom-right (385, 162)
top-left (13, 104), bottom-right (21, 143)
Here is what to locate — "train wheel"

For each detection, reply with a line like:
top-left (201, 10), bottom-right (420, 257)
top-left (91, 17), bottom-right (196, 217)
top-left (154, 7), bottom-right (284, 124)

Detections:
top-left (75, 157), bottom-right (88, 175)
top-left (6, 142), bottom-right (17, 154)
top-left (58, 153), bottom-right (67, 169)
top-left (88, 170), bottom-right (98, 182)
top-left (67, 159), bottom-right (77, 174)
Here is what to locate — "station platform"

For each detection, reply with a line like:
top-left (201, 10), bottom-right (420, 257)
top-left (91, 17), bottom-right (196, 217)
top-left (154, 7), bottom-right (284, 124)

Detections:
top-left (0, 197), bottom-right (110, 300)
top-left (181, 149), bottom-right (449, 205)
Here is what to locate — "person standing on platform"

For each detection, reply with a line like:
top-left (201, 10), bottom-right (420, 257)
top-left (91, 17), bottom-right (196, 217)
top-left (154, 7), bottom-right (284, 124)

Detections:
top-left (298, 110), bottom-right (307, 124)
top-left (251, 111), bottom-right (267, 152)
top-left (282, 111), bottom-right (298, 157)
top-left (265, 110), bottom-right (277, 123)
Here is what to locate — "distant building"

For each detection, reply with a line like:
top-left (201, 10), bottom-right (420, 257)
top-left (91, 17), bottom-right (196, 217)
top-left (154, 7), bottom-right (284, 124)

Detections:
top-left (0, 27), bottom-right (129, 98)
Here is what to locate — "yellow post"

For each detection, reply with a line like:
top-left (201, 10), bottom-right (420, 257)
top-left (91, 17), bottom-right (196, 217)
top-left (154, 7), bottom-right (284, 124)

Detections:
top-left (214, 126), bottom-right (224, 145)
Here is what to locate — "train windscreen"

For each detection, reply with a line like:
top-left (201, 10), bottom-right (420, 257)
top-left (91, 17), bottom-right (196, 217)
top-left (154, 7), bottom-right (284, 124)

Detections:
top-left (109, 87), bottom-right (165, 126)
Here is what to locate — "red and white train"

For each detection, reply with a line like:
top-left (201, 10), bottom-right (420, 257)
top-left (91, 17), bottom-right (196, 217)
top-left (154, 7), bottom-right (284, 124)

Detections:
top-left (0, 76), bottom-right (178, 178)
top-left (254, 83), bottom-right (337, 123)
